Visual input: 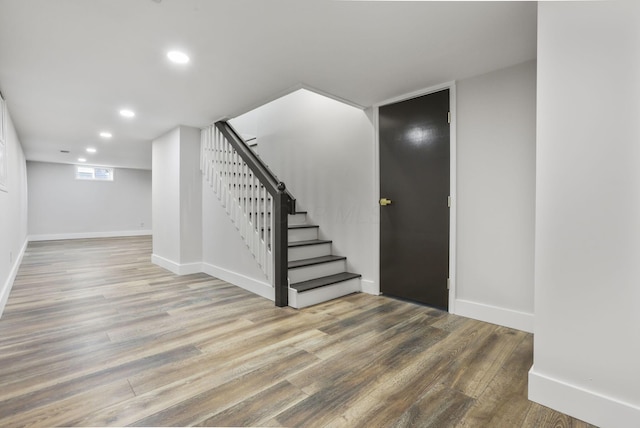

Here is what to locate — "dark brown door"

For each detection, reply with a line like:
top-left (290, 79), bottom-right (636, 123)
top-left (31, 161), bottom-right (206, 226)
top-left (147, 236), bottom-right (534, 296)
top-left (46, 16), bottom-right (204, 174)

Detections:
top-left (379, 89), bottom-right (450, 310)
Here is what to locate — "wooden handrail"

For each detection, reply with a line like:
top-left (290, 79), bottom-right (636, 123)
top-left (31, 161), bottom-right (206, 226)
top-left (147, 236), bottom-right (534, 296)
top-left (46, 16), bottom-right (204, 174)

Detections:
top-left (213, 121), bottom-right (294, 307)
top-left (215, 121), bottom-right (295, 213)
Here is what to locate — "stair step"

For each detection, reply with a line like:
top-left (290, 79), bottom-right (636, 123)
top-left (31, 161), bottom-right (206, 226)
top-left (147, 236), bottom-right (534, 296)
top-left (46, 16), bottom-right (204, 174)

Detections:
top-left (288, 255), bottom-right (347, 283)
top-left (289, 225), bottom-right (318, 243)
top-left (289, 212), bottom-right (307, 226)
top-left (290, 272), bottom-right (362, 293)
top-left (288, 240), bottom-right (332, 261)
top-left (288, 239), bottom-right (331, 247)
top-left (288, 255), bottom-right (346, 269)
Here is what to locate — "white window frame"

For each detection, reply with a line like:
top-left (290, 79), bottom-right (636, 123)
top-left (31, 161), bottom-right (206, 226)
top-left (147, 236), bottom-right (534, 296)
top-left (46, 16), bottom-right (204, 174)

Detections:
top-left (75, 165), bottom-right (115, 181)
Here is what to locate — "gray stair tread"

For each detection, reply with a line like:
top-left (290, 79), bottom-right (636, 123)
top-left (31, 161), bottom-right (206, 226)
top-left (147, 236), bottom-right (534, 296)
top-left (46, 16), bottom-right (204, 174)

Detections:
top-left (288, 255), bottom-right (346, 269)
top-left (288, 239), bottom-right (332, 248)
top-left (291, 272), bottom-right (362, 293)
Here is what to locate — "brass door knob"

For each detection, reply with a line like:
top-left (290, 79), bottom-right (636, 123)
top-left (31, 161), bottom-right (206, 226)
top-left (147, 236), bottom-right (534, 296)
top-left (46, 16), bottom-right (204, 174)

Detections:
top-left (380, 198), bottom-right (392, 206)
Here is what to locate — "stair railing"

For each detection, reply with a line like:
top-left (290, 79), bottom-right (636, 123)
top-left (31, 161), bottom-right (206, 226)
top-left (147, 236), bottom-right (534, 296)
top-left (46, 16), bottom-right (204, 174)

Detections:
top-left (201, 121), bottom-right (295, 306)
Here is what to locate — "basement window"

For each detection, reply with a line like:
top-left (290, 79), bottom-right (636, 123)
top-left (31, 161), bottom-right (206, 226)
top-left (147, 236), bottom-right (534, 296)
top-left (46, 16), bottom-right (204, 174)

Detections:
top-left (75, 165), bottom-right (114, 181)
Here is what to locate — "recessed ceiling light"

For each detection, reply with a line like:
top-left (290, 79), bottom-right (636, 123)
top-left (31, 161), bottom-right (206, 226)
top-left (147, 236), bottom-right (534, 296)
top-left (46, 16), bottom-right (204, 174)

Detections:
top-left (167, 50), bottom-right (190, 64)
top-left (86, 148), bottom-right (97, 153)
top-left (119, 109), bottom-right (135, 118)
top-left (99, 132), bottom-right (112, 139)
top-left (78, 158), bottom-right (87, 162)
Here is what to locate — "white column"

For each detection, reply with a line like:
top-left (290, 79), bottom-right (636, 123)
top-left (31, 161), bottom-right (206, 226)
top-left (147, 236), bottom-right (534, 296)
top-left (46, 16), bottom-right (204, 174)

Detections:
top-left (151, 125), bottom-right (202, 274)
top-left (530, 3), bottom-right (640, 427)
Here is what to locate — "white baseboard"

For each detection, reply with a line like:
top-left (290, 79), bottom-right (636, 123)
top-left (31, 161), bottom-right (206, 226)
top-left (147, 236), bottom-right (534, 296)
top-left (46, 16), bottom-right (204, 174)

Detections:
top-left (29, 230), bottom-right (152, 242)
top-left (454, 299), bottom-right (534, 333)
top-left (201, 262), bottom-right (274, 301)
top-left (176, 262), bottom-right (202, 275)
top-left (0, 238), bottom-right (29, 318)
top-left (360, 278), bottom-right (379, 295)
top-left (529, 366), bottom-right (640, 428)
top-left (151, 254), bottom-right (202, 276)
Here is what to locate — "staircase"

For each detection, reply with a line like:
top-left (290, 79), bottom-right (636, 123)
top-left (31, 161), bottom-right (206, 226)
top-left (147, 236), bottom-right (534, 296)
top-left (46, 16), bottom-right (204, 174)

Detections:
top-left (286, 212), bottom-right (361, 308)
top-left (201, 121), bottom-right (360, 308)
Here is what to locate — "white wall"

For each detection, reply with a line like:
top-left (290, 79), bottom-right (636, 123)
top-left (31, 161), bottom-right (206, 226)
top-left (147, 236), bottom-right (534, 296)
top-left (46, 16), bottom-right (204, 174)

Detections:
top-left (152, 127), bottom-right (181, 263)
top-left (455, 60), bottom-right (536, 332)
top-left (201, 177), bottom-right (271, 297)
top-left (0, 107), bottom-right (29, 317)
top-left (222, 89), bottom-right (376, 290)
top-left (218, 80), bottom-right (537, 314)
top-left (530, 2), bottom-right (640, 427)
top-left (228, 108), bottom-right (259, 143)
top-left (179, 126), bottom-right (202, 264)
top-left (27, 161), bottom-right (151, 240)
top-left (152, 125), bottom-right (202, 273)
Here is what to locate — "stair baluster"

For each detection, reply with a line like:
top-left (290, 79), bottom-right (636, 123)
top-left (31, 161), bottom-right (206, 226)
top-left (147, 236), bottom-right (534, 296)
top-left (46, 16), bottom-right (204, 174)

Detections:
top-left (201, 121), bottom-right (294, 306)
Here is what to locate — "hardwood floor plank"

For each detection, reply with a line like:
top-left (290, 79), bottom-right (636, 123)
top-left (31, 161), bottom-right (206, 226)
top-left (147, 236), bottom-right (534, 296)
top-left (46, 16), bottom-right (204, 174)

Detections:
top-left (0, 236), bottom-right (593, 427)
top-left (196, 380), bottom-right (308, 427)
top-left (0, 379), bottom-right (134, 428)
top-left (0, 313), bottom-right (191, 399)
top-left (318, 319), bottom-right (496, 427)
top-left (447, 326), bottom-right (529, 398)
top-left (394, 383), bottom-right (475, 428)
top-left (294, 306), bottom-right (443, 362)
top-left (71, 346), bottom-right (310, 427)
top-left (522, 404), bottom-right (598, 428)
top-left (276, 324), bottom-right (450, 427)
top-left (455, 333), bottom-right (533, 427)
top-left (0, 344), bottom-right (201, 417)
top-left (129, 329), bottom-right (326, 398)
top-left (130, 349), bottom-right (319, 427)
top-left (0, 331), bottom-right (112, 378)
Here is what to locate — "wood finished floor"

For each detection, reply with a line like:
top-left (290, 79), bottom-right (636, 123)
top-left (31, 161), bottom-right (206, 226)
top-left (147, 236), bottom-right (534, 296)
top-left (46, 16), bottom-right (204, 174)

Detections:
top-left (0, 236), bottom-right (595, 428)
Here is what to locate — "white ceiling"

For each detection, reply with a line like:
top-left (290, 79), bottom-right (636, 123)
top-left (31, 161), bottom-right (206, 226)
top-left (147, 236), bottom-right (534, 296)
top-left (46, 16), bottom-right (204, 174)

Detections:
top-left (0, 0), bottom-right (537, 170)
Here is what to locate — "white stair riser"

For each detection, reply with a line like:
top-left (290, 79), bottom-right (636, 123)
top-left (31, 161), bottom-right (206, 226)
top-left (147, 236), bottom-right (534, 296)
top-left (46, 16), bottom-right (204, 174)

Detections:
top-left (288, 213), bottom-right (307, 225)
top-left (288, 259), bottom-right (347, 284)
top-left (288, 227), bottom-right (318, 243)
top-left (288, 277), bottom-right (361, 309)
top-left (288, 243), bottom-right (331, 261)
